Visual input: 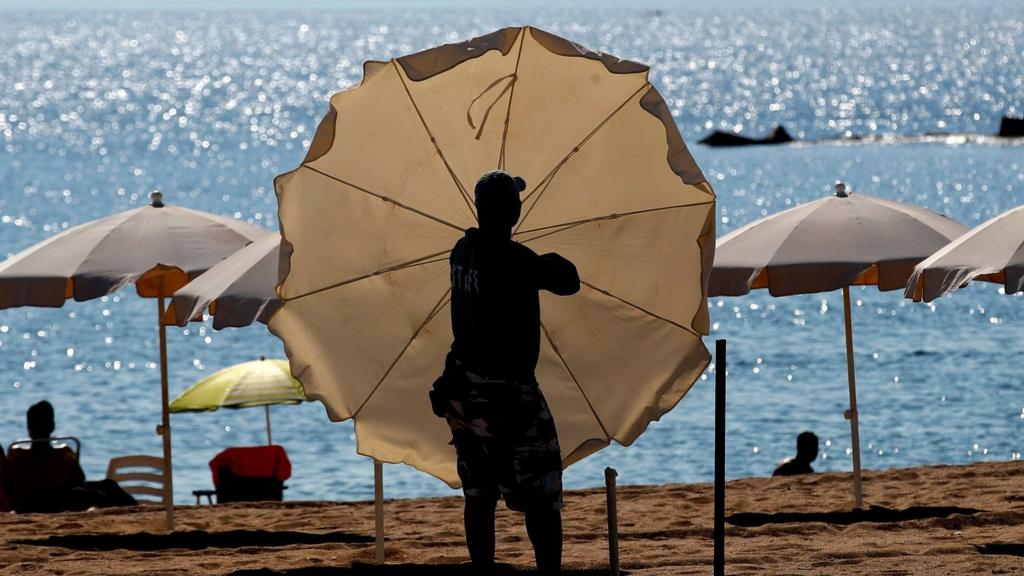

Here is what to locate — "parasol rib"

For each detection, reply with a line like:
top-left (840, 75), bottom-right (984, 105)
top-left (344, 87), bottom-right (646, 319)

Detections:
top-left (498, 27), bottom-right (527, 171)
top-left (541, 321), bottom-right (612, 443)
top-left (516, 82), bottom-right (652, 232)
top-left (283, 249), bottom-right (452, 303)
top-left (580, 280), bottom-right (702, 338)
top-left (393, 60), bottom-right (479, 222)
top-left (351, 289), bottom-right (453, 419)
top-left (515, 200), bottom-right (715, 242)
top-left (302, 165), bottom-right (464, 233)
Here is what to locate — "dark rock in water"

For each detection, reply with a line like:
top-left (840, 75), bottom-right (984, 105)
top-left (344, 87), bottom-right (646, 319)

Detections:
top-left (998, 116), bottom-right (1024, 137)
top-left (699, 125), bottom-right (794, 147)
top-left (698, 131), bottom-right (757, 147)
top-left (767, 125), bottom-right (794, 143)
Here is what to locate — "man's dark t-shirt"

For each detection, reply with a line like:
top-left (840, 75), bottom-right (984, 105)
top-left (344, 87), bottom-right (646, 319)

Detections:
top-left (449, 228), bottom-right (580, 380)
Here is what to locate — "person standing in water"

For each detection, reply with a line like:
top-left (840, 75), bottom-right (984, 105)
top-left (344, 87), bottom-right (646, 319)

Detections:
top-left (773, 431), bottom-right (820, 476)
top-left (431, 170), bottom-right (580, 575)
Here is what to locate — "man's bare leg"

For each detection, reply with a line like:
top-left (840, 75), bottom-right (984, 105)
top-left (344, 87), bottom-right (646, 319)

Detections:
top-left (465, 493), bottom-right (498, 574)
top-left (525, 506), bottom-right (562, 574)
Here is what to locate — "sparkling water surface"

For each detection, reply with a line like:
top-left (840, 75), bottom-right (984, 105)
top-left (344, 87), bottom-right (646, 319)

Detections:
top-left (0, 2), bottom-right (1021, 504)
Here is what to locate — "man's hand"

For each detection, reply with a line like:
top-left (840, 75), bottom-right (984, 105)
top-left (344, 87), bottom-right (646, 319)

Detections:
top-left (537, 253), bottom-right (581, 296)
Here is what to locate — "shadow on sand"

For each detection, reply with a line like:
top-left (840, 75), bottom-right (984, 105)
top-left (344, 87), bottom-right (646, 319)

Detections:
top-left (727, 505), bottom-right (983, 527)
top-left (14, 529), bottom-right (373, 551)
top-left (228, 565), bottom-right (622, 576)
top-left (975, 543), bottom-right (1024, 557)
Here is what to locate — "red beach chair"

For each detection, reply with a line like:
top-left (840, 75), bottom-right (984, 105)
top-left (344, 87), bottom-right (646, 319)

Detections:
top-left (197, 445), bottom-right (291, 504)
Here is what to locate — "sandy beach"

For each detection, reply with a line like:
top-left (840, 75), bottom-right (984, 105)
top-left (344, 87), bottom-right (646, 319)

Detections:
top-left (0, 461), bottom-right (1020, 575)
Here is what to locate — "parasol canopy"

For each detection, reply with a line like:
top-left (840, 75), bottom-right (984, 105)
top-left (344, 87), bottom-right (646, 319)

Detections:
top-left (166, 232), bottom-right (282, 329)
top-left (271, 26), bottom-right (717, 487)
top-left (710, 183), bottom-right (968, 508)
top-left (710, 185), bottom-right (969, 297)
top-left (170, 357), bottom-right (307, 445)
top-left (0, 191), bottom-right (269, 527)
top-left (0, 192), bottom-right (269, 307)
top-left (906, 205), bottom-right (1024, 302)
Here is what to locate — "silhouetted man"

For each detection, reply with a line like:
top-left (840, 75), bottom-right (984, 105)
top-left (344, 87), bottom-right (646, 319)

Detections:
top-left (773, 431), bottom-right (819, 476)
top-left (431, 170), bottom-right (580, 575)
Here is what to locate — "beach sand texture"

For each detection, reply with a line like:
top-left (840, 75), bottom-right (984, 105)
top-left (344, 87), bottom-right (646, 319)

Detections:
top-left (1, 461), bottom-right (1020, 575)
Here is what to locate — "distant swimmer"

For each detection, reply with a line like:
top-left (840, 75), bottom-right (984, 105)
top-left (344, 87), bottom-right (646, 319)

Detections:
top-left (773, 431), bottom-right (819, 476)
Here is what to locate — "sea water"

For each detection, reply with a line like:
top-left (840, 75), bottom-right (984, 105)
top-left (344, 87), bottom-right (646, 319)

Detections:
top-left (0, 1), bottom-right (1021, 503)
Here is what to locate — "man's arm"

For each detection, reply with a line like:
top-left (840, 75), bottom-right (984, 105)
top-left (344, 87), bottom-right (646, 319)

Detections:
top-left (533, 252), bottom-right (581, 296)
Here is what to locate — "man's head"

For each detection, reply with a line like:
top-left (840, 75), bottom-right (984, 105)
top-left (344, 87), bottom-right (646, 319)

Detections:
top-left (475, 170), bottom-right (526, 232)
top-left (27, 400), bottom-right (55, 439)
top-left (796, 431), bottom-right (819, 463)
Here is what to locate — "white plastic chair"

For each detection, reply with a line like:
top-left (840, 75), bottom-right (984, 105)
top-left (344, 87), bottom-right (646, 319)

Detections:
top-left (106, 455), bottom-right (165, 505)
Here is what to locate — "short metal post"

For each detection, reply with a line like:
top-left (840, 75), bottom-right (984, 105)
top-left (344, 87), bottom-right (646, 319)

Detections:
top-left (714, 339), bottom-right (726, 576)
top-left (605, 467), bottom-right (620, 576)
top-left (374, 459), bottom-right (385, 563)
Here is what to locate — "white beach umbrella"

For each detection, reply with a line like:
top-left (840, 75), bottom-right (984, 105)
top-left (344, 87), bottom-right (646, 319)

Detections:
top-left (710, 183), bottom-right (968, 508)
top-left (906, 205), bottom-right (1024, 301)
top-left (166, 232), bottom-right (282, 329)
top-left (271, 26), bottom-right (717, 487)
top-left (0, 192), bottom-right (269, 528)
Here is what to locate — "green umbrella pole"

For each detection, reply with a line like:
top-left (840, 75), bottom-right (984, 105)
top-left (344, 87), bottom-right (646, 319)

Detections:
top-left (265, 404), bottom-right (272, 446)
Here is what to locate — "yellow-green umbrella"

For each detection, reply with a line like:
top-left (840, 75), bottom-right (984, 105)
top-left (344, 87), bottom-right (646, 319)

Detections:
top-left (170, 357), bottom-right (307, 445)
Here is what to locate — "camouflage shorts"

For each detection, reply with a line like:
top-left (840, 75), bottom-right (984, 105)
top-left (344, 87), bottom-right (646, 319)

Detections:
top-left (436, 369), bottom-right (563, 512)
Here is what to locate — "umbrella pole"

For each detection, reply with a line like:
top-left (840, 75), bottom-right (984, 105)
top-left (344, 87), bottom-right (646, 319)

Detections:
top-left (374, 459), bottom-right (385, 563)
top-left (265, 405), bottom-right (273, 445)
top-left (157, 296), bottom-right (175, 530)
top-left (842, 287), bottom-right (864, 509)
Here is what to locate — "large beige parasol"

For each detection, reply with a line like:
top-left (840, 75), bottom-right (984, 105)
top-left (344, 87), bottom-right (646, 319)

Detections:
top-left (0, 192), bottom-right (269, 527)
top-left (906, 205), bottom-right (1024, 302)
top-left (710, 183), bottom-right (967, 508)
top-left (271, 26), bottom-right (716, 487)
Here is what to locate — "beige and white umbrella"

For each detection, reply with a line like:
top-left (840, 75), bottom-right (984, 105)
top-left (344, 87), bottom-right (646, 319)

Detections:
top-left (710, 183), bottom-right (968, 508)
top-left (271, 26), bottom-right (716, 487)
top-left (166, 232), bottom-right (282, 329)
top-left (906, 205), bottom-right (1024, 302)
top-left (0, 192), bottom-right (269, 528)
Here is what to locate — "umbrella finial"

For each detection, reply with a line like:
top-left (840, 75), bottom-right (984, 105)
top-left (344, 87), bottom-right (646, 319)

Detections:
top-left (150, 191), bottom-right (165, 207)
top-left (834, 182), bottom-right (850, 198)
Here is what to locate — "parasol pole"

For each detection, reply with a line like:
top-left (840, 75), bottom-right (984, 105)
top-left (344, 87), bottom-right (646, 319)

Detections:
top-left (157, 295), bottom-right (175, 530)
top-left (714, 339), bottom-right (726, 576)
top-left (264, 405), bottom-right (273, 445)
top-left (258, 355), bottom-right (273, 445)
top-left (374, 459), bottom-right (385, 563)
top-left (842, 286), bottom-right (864, 509)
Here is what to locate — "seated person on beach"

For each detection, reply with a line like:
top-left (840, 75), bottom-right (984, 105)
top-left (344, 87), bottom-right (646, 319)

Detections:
top-left (431, 170), bottom-right (580, 575)
top-left (5, 400), bottom-right (86, 513)
top-left (773, 431), bottom-right (819, 477)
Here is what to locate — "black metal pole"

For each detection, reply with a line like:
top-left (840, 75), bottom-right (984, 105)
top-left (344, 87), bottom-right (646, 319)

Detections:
top-left (714, 339), bottom-right (726, 576)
